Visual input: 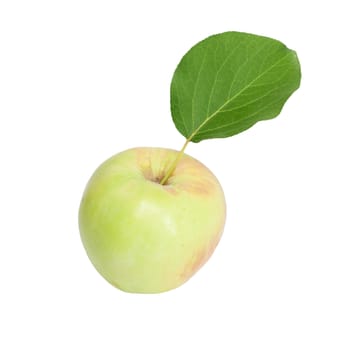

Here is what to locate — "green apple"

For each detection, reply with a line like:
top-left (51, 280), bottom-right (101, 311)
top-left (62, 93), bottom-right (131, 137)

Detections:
top-left (78, 147), bottom-right (226, 293)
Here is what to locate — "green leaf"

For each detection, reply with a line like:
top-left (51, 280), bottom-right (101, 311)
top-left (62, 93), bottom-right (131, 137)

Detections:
top-left (171, 31), bottom-right (301, 143)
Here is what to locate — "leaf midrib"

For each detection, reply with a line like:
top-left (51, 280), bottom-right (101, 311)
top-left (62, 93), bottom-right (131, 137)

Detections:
top-left (187, 51), bottom-right (292, 141)
top-left (194, 92), bottom-right (289, 139)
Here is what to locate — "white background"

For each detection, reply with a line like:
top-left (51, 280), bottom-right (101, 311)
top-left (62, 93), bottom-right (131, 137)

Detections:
top-left (1, 0), bottom-right (340, 349)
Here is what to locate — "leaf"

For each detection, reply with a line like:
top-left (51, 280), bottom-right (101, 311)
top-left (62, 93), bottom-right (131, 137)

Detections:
top-left (171, 31), bottom-right (301, 143)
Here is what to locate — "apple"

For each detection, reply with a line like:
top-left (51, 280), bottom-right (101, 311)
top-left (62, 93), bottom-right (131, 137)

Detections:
top-left (79, 147), bottom-right (226, 293)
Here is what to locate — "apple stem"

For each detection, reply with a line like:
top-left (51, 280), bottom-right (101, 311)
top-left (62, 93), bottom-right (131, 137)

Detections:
top-left (160, 138), bottom-right (190, 185)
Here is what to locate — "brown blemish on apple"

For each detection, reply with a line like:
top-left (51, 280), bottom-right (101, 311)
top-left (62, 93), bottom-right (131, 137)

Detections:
top-left (164, 185), bottom-right (178, 195)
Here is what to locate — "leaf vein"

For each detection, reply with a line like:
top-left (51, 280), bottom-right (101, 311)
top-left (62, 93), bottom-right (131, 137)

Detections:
top-left (189, 52), bottom-right (292, 140)
top-left (206, 41), bottom-right (243, 118)
top-left (195, 93), bottom-right (288, 137)
top-left (191, 50), bottom-right (208, 130)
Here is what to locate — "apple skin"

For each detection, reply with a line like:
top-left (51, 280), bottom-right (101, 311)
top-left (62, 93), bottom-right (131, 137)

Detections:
top-left (79, 147), bottom-right (226, 293)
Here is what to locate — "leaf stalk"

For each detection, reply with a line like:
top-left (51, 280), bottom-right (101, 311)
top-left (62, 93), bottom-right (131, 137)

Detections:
top-left (160, 138), bottom-right (190, 185)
